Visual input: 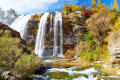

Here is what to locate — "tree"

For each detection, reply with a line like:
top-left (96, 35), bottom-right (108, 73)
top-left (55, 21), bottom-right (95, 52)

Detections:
top-left (98, 0), bottom-right (101, 8)
top-left (114, 0), bottom-right (119, 12)
top-left (86, 8), bottom-right (112, 45)
top-left (71, 4), bottom-right (80, 12)
top-left (90, 0), bottom-right (96, 8)
top-left (111, 2), bottom-right (113, 10)
top-left (63, 4), bottom-right (72, 14)
top-left (111, 2), bottom-right (115, 12)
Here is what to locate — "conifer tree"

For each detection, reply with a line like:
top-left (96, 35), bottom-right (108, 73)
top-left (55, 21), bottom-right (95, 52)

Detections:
top-left (111, 2), bottom-right (113, 9)
top-left (98, 0), bottom-right (101, 8)
top-left (91, 0), bottom-right (96, 8)
top-left (114, 0), bottom-right (119, 12)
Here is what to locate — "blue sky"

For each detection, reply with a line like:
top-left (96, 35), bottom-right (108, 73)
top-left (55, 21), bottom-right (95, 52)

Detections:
top-left (0, 0), bottom-right (119, 15)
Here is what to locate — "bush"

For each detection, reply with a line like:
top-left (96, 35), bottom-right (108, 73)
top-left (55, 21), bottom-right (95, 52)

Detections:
top-left (0, 30), bottom-right (21, 70)
top-left (14, 54), bottom-right (41, 77)
top-left (81, 46), bottom-right (102, 61)
top-left (76, 31), bottom-right (103, 61)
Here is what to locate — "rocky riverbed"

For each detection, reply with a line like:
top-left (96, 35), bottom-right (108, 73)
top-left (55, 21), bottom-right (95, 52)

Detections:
top-left (32, 57), bottom-right (120, 80)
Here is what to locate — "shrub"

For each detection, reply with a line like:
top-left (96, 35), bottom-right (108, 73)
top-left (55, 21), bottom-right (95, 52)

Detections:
top-left (0, 30), bottom-right (42, 78)
top-left (81, 46), bottom-right (102, 61)
top-left (0, 30), bottom-right (21, 70)
top-left (14, 54), bottom-right (41, 77)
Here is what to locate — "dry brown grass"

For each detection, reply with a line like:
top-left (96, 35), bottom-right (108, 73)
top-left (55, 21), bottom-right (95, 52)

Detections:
top-left (100, 65), bottom-right (119, 76)
top-left (49, 58), bottom-right (90, 68)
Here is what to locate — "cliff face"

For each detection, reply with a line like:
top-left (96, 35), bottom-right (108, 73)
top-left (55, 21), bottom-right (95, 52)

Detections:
top-left (0, 22), bottom-right (20, 38)
top-left (108, 32), bottom-right (120, 65)
top-left (0, 22), bottom-right (26, 44)
top-left (25, 12), bottom-right (87, 54)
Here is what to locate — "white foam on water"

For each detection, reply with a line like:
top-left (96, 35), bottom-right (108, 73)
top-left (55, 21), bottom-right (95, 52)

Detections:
top-left (47, 67), bottom-right (98, 75)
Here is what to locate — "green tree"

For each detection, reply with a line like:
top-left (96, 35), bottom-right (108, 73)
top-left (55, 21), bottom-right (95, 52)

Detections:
top-left (98, 0), bottom-right (101, 8)
top-left (90, 0), bottom-right (96, 8)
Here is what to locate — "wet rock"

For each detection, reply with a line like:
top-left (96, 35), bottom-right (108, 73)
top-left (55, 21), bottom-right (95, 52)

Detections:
top-left (92, 73), bottom-right (96, 77)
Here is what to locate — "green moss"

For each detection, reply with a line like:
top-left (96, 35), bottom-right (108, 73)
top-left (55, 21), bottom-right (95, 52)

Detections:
top-left (45, 72), bottom-right (87, 79)
top-left (92, 64), bottom-right (102, 69)
top-left (72, 67), bottom-right (89, 71)
top-left (45, 72), bottom-right (69, 79)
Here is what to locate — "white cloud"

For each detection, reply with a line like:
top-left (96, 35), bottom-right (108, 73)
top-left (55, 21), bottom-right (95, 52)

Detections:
top-left (0, 0), bottom-right (79, 14)
top-left (0, 0), bottom-right (58, 14)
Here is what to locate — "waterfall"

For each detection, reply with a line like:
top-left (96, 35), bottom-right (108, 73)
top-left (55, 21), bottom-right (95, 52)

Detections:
top-left (10, 15), bottom-right (31, 40)
top-left (53, 12), bottom-right (63, 57)
top-left (50, 13), bottom-right (53, 33)
top-left (35, 13), bottom-right (49, 57)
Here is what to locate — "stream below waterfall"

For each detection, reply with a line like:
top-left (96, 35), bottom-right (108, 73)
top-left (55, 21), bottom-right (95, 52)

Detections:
top-left (32, 58), bottom-right (120, 80)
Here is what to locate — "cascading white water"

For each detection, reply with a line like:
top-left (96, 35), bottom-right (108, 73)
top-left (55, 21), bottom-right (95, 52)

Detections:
top-left (53, 12), bottom-right (63, 57)
top-left (35, 13), bottom-right (49, 57)
top-left (50, 13), bottom-right (53, 33)
top-left (10, 15), bottom-right (31, 40)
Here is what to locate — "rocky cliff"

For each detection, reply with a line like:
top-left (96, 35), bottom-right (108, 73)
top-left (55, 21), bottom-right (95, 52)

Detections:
top-left (0, 22), bottom-right (25, 44)
top-left (25, 12), bottom-right (87, 54)
top-left (108, 32), bottom-right (120, 65)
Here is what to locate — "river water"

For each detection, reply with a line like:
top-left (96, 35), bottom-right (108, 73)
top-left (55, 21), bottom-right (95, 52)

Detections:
top-left (32, 58), bottom-right (120, 80)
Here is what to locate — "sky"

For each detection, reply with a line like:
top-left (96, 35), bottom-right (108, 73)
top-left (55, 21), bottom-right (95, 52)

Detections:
top-left (0, 0), bottom-right (120, 15)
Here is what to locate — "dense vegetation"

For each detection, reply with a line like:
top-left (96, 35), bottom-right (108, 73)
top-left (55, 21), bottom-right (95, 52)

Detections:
top-left (0, 30), bottom-right (42, 78)
top-left (63, 0), bottom-right (120, 62)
